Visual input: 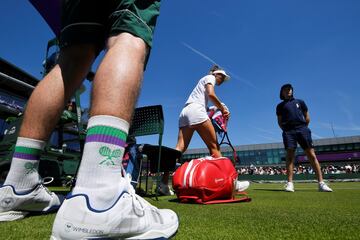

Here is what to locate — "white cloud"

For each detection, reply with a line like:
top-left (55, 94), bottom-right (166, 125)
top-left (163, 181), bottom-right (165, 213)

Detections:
top-left (181, 42), bottom-right (218, 65)
top-left (181, 42), bottom-right (257, 89)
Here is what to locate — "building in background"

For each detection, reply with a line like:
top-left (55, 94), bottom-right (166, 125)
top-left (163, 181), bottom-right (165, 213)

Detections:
top-left (183, 135), bottom-right (360, 168)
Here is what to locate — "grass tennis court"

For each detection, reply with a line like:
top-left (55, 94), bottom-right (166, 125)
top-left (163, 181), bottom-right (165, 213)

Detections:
top-left (0, 182), bottom-right (359, 239)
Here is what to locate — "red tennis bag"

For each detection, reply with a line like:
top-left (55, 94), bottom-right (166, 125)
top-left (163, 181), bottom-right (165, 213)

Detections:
top-left (172, 156), bottom-right (250, 204)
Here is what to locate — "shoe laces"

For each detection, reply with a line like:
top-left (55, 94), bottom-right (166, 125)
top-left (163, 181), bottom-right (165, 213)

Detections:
top-left (41, 177), bottom-right (54, 185)
top-left (122, 167), bottom-right (159, 218)
top-left (129, 182), bottom-right (161, 220)
top-left (38, 177), bottom-right (55, 196)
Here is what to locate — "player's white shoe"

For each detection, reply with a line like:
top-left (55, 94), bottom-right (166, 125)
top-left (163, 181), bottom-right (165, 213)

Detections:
top-left (235, 181), bottom-right (250, 192)
top-left (0, 184), bottom-right (63, 221)
top-left (284, 182), bottom-right (295, 192)
top-left (157, 182), bottom-right (175, 196)
top-left (319, 182), bottom-right (333, 192)
top-left (51, 182), bottom-right (179, 240)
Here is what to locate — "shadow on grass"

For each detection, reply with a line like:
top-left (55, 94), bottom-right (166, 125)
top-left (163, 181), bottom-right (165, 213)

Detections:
top-left (253, 188), bottom-right (315, 192)
top-left (253, 188), bottom-right (284, 192)
top-left (168, 198), bottom-right (180, 203)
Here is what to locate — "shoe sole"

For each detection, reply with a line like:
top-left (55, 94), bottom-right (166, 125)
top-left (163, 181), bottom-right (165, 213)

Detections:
top-left (50, 210), bottom-right (179, 240)
top-left (126, 221), bottom-right (179, 239)
top-left (51, 193), bottom-right (179, 240)
top-left (51, 237), bottom-right (171, 240)
top-left (50, 226), bottom-right (178, 240)
top-left (319, 189), bottom-right (333, 192)
top-left (0, 184), bottom-right (64, 222)
top-left (50, 224), bottom-right (178, 240)
top-left (0, 205), bottom-right (62, 222)
top-left (0, 211), bottom-right (29, 221)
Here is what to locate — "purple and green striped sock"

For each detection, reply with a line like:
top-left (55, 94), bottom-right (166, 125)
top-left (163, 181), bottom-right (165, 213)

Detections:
top-left (86, 125), bottom-right (127, 148)
top-left (85, 125), bottom-right (128, 166)
top-left (73, 116), bottom-right (131, 209)
top-left (13, 146), bottom-right (42, 161)
top-left (4, 137), bottom-right (45, 190)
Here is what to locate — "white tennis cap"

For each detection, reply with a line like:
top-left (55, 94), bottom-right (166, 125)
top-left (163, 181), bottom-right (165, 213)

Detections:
top-left (213, 70), bottom-right (230, 81)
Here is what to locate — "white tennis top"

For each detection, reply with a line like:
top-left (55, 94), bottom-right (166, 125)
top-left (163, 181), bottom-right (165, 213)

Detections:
top-left (185, 75), bottom-right (216, 108)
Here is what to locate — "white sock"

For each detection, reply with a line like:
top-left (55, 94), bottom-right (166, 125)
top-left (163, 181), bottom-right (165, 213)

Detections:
top-left (4, 137), bottom-right (45, 191)
top-left (72, 115), bottom-right (130, 210)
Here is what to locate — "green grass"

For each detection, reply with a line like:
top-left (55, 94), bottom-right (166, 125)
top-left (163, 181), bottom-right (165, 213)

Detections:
top-left (0, 182), bottom-right (359, 239)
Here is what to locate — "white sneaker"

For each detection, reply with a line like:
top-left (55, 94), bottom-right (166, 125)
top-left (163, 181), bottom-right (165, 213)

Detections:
top-left (0, 184), bottom-right (64, 221)
top-left (51, 183), bottom-right (179, 239)
top-left (319, 182), bottom-right (333, 192)
top-left (158, 182), bottom-right (174, 196)
top-left (284, 182), bottom-right (295, 192)
top-left (235, 181), bottom-right (250, 192)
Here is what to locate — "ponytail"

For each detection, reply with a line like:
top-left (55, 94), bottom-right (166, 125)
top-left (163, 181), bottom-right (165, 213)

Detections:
top-left (209, 65), bottom-right (220, 74)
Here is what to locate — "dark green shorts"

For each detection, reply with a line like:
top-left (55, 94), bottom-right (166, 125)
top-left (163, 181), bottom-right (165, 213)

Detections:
top-left (60, 0), bottom-right (161, 53)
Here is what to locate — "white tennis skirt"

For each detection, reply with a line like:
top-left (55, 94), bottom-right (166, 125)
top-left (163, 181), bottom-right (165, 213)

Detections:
top-left (178, 103), bottom-right (209, 128)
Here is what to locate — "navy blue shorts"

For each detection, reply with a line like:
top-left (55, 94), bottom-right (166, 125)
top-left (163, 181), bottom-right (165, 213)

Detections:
top-left (282, 126), bottom-right (314, 150)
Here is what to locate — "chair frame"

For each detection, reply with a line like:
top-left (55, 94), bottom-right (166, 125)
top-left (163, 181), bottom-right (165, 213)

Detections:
top-left (128, 105), bottom-right (164, 198)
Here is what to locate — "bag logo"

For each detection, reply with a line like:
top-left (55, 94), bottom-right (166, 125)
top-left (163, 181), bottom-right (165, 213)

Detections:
top-left (215, 178), bottom-right (224, 183)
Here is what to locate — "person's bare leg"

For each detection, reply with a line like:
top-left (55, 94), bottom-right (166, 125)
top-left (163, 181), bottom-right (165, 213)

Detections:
top-left (175, 126), bottom-right (195, 153)
top-left (161, 127), bottom-right (194, 185)
top-left (285, 149), bottom-right (296, 182)
top-left (304, 148), bottom-right (323, 182)
top-left (90, 33), bottom-right (147, 121)
top-left (73, 33), bottom-right (148, 208)
top-left (160, 126), bottom-right (194, 194)
top-left (52, 32), bottom-right (179, 239)
top-left (304, 148), bottom-right (332, 191)
top-left (19, 45), bottom-right (96, 140)
top-left (0, 45), bottom-right (97, 221)
top-left (195, 119), bottom-right (221, 157)
top-left (4, 45), bottom-right (95, 188)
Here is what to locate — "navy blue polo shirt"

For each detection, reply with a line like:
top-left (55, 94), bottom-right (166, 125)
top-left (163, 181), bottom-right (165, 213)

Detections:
top-left (276, 98), bottom-right (308, 131)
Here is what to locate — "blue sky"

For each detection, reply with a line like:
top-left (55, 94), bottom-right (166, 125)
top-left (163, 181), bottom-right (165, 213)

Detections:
top-left (1, 0), bottom-right (360, 150)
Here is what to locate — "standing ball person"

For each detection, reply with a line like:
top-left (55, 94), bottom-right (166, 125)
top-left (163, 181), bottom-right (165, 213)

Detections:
top-left (276, 84), bottom-right (332, 192)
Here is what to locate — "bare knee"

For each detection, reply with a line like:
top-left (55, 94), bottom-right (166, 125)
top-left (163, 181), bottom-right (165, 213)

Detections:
top-left (107, 33), bottom-right (148, 53)
top-left (305, 149), bottom-right (318, 163)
